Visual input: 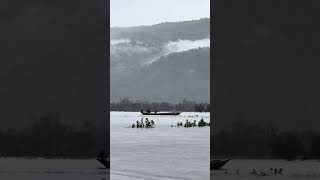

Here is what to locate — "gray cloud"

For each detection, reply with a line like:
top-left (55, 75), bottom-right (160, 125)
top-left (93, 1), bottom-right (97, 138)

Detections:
top-left (111, 0), bottom-right (210, 27)
top-left (111, 38), bottom-right (210, 67)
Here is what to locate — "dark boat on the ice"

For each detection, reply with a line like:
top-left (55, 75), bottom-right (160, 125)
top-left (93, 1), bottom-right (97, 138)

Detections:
top-left (140, 110), bottom-right (181, 115)
top-left (96, 150), bottom-right (109, 169)
top-left (211, 158), bottom-right (232, 170)
top-left (141, 112), bottom-right (181, 115)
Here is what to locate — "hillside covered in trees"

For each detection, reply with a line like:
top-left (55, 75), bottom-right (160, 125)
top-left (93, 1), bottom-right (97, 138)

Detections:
top-left (212, 0), bottom-right (320, 158)
top-left (111, 19), bottom-right (210, 103)
top-left (214, 0), bottom-right (320, 131)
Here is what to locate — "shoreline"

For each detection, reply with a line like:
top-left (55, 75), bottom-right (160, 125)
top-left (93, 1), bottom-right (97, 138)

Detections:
top-left (212, 157), bottom-right (320, 161)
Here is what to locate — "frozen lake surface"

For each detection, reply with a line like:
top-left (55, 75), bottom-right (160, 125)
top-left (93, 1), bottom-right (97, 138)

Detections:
top-left (111, 111), bottom-right (210, 180)
top-left (0, 158), bottom-right (109, 180)
top-left (0, 111), bottom-right (209, 180)
top-left (211, 159), bottom-right (320, 180)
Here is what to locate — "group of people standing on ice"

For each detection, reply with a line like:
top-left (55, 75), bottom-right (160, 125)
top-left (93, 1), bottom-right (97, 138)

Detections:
top-left (132, 118), bottom-right (155, 128)
top-left (174, 118), bottom-right (210, 128)
top-left (130, 117), bottom-right (209, 129)
top-left (222, 167), bottom-right (283, 176)
top-left (250, 168), bottom-right (283, 176)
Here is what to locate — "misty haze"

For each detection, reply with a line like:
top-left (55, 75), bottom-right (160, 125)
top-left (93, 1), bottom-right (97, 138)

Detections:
top-left (110, 18), bottom-right (210, 179)
top-left (110, 18), bottom-right (210, 103)
top-left (212, 1), bottom-right (320, 180)
top-left (0, 1), bottom-right (107, 179)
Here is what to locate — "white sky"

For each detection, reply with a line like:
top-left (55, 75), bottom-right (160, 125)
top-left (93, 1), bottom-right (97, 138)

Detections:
top-left (110, 0), bottom-right (210, 27)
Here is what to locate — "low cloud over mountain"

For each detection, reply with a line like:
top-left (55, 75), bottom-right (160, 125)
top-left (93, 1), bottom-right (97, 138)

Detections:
top-left (110, 18), bottom-right (210, 103)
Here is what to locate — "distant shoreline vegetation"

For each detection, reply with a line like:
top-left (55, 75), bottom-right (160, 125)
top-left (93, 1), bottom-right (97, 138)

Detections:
top-left (213, 120), bottom-right (320, 160)
top-left (0, 112), bottom-right (107, 158)
top-left (110, 98), bottom-right (210, 112)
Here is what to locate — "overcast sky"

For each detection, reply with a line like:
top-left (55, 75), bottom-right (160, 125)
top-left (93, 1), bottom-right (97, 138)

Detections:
top-left (111, 0), bottom-right (210, 27)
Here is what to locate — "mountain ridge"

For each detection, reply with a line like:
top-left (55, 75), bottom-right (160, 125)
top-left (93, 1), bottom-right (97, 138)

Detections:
top-left (110, 19), bottom-right (210, 103)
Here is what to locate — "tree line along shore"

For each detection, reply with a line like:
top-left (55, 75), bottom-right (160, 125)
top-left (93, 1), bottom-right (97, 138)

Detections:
top-left (213, 120), bottom-right (320, 160)
top-left (110, 99), bottom-right (210, 112)
top-left (0, 114), bottom-right (107, 158)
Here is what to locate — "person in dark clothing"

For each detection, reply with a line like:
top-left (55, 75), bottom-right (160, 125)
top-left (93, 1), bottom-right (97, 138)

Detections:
top-left (141, 118), bottom-right (144, 128)
top-left (97, 150), bottom-right (109, 168)
top-left (251, 169), bottom-right (257, 175)
top-left (98, 150), bottom-right (105, 159)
